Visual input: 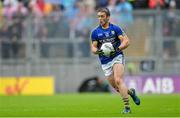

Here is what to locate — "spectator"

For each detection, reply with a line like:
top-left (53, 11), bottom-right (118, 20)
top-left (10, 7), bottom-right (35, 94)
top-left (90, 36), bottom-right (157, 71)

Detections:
top-left (1, 1), bottom-right (27, 59)
top-left (61, 0), bottom-right (76, 9)
top-left (107, 0), bottom-right (119, 24)
top-left (149, 0), bottom-right (165, 9)
top-left (2, 2), bottom-right (16, 20)
top-left (28, 0), bottom-right (44, 39)
top-left (39, 26), bottom-right (50, 58)
top-left (65, 0), bottom-right (81, 23)
top-left (116, 0), bottom-right (133, 28)
top-left (0, 25), bottom-right (11, 59)
top-left (95, 0), bottom-right (109, 9)
top-left (3, 0), bottom-right (18, 8)
top-left (163, 0), bottom-right (176, 36)
top-left (70, 2), bottom-right (93, 57)
top-left (9, 2), bottom-right (27, 58)
top-left (108, 0), bottom-right (117, 12)
top-left (175, 0), bottom-right (180, 9)
top-left (163, 0), bottom-right (178, 58)
top-left (132, 0), bottom-right (149, 9)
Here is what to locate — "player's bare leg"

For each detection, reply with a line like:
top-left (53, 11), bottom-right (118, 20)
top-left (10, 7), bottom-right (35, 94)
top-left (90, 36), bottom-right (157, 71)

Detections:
top-left (107, 74), bottom-right (119, 92)
top-left (107, 67), bottom-right (140, 107)
top-left (113, 63), bottom-right (131, 114)
top-left (107, 74), bottom-right (133, 94)
top-left (107, 75), bottom-right (133, 93)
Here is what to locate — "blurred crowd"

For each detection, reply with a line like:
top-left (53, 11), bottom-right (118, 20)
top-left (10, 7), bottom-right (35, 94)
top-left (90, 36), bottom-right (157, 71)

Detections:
top-left (0, 0), bottom-right (179, 59)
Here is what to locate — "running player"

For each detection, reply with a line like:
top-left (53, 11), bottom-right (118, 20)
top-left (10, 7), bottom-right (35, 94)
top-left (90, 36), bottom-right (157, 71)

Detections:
top-left (90, 7), bottom-right (140, 114)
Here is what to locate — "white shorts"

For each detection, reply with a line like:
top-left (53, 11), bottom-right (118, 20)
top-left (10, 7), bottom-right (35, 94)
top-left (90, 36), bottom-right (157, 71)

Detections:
top-left (101, 54), bottom-right (125, 77)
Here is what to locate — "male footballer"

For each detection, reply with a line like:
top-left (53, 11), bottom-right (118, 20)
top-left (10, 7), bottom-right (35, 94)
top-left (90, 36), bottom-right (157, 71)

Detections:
top-left (90, 8), bottom-right (140, 114)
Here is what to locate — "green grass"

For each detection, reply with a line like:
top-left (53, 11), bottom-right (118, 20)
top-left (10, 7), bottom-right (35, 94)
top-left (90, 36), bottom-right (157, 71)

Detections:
top-left (0, 93), bottom-right (180, 117)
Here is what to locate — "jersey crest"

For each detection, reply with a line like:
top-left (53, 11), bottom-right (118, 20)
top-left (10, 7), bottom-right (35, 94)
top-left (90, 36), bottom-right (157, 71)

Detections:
top-left (104, 32), bottom-right (109, 37)
top-left (111, 30), bottom-right (115, 35)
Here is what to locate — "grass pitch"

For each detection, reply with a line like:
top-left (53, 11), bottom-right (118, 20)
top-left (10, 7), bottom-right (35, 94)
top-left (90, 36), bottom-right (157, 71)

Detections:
top-left (0, 93), bottom-right (180, 117)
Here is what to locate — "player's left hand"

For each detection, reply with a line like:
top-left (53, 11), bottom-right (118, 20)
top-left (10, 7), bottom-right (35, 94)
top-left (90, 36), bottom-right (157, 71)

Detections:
top-left (110, 50), bottom-right (116, 56)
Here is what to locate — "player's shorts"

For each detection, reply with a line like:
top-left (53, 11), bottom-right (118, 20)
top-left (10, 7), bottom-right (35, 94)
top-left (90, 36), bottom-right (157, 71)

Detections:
top-left (101, 54), bottom-right (125, 77)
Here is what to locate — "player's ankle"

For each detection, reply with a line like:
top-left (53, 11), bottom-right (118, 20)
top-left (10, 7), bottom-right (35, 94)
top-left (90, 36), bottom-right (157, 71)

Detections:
top-left (128, 89), bottom-right (133, 95)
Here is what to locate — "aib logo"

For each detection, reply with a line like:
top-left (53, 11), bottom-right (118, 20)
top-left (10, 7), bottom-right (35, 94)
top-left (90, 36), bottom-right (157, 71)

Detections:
top-left (5, 78), bottom-right (29, 95)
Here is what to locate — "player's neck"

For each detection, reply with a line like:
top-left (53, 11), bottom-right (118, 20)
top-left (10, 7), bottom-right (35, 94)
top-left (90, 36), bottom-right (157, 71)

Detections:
top-left (101, 22), bottom-right (110, 29)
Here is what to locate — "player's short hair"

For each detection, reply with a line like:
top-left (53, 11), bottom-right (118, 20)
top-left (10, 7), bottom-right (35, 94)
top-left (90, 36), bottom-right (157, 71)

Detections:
top-left (97, 8), bottom-right (111, 17)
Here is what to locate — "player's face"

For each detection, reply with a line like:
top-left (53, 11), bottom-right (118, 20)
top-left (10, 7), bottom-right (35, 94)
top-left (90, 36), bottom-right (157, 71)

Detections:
top-left (97, 12), bottom-right (109, 26)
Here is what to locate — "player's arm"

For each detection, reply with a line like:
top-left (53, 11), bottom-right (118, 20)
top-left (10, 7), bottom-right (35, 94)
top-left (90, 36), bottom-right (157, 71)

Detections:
top-left (117, 34), bottom-right (130, 51)
top-left (91, 40), bottom-right (104, 55)
top-left (91, 40), bottom-right (98, 54)
top-left (90, 30), bottom-right (104, 55)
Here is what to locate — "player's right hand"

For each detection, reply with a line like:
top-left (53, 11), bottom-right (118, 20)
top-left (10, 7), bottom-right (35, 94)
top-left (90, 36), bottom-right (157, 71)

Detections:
top-left (116, 47), bottom-right (121, 52)
top-left (95, 49), bottom-right (104, 56)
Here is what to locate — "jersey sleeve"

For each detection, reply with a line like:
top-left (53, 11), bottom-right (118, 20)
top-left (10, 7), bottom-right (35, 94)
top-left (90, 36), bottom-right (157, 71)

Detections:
top-left (113, 25), bottom-right (125, 37)
top-left (91, 30), bottom-right (98, 41)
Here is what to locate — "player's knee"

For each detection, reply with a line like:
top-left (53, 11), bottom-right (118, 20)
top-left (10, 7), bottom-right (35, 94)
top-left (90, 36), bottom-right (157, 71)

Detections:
top-left (114, 78), bottom-right (120, 86)
top-left (114, 70), bottom-right (123, 83)
top-left (114, 77), bottom-right (123, 86)
top-left (114, 73), bottom-right (123, 80)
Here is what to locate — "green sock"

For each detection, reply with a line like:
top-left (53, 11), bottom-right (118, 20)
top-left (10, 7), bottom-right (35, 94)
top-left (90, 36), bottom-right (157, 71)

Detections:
top-left (122, 98), bottom-right (130, 108)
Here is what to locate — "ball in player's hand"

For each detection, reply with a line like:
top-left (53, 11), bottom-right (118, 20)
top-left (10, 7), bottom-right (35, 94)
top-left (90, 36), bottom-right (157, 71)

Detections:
top-left (100, 42), bottom-right (115, 57)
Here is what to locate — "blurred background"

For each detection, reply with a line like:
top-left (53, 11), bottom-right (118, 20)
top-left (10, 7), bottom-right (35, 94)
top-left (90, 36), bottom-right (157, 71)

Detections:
top-left (0, 0), bottom-right (180, 95)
